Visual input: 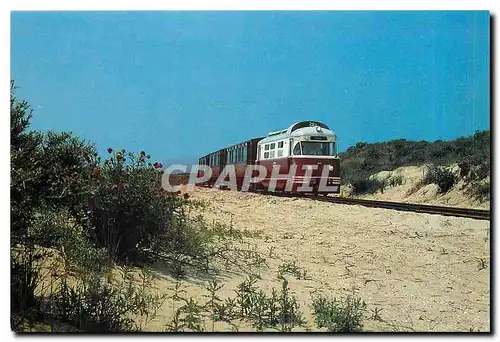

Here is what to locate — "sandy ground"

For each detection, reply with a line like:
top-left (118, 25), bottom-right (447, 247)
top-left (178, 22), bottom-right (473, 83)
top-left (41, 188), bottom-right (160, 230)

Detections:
top-left (142, 186), bottom-right (490, 332)
top-left (345, 165), bottom-right (490, 210)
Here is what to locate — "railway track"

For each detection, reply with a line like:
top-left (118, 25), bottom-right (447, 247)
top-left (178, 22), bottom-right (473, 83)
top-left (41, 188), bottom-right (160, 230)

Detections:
top-left (269, 193), bottom-right (491, 221)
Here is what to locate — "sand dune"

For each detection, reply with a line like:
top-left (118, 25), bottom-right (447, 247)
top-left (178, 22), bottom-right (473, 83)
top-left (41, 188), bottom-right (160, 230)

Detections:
top-left (143, 186), bottom-right (490, 332)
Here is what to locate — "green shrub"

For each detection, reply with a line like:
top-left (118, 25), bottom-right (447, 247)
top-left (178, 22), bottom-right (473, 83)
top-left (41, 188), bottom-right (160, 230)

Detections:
top-left (277, 261), bottom-right (309, 280)
top-left (388, 174), bottom-right (404, 187)
top-left (46, 268), bottom-right (166, 332)
top-left (340, 130), bottom-right (490, 188)
top-left (422, 165), bottom-right (456, 193)
top-left (351, 178), bottom-right (386, 194)
top-left (31, 209), bottom-right (110, 275)
top-left (468, 180), bottom-right (490, 202)
top-left (166, 274), bottom-right (306, 332)
top-left (10, 81), bottom-right (191, 331)
top-left (11, 249), bottom-right (47, 330)
top-left (311, 293), bottom-right (366, 332)
top-left (82, 149), bottom-right (186, 264)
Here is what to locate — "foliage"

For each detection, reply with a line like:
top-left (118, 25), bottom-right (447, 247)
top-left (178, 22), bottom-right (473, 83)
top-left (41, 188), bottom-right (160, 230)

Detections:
top-left (277, 261), bottom-right (310, 280)
top-left (165, 274), bottom-right (306, 332)
top-left (388, 174), bottom-right (404, 187)
top-left (340, 132), bottom-right (490, 197)
top-left (311, 293), bottom-right (366, 332)
top-left (422, 164), bottom-right (456, 193)
top-left (10, 80), bottom-right (269, 331)
top-left (31, 209), bottom-right (110, 275)
top-left (351, 178), bottom-right (386, 195)
top-left (11, 247), bottom-right (47, 329)
top-left (82, 148), bottom-right (186, 264)
top-left (45, 268), bottom-right (167, 332)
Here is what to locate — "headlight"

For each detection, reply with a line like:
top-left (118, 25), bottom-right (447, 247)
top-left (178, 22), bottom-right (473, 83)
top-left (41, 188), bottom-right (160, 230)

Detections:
top-left (329, 165), bottom-right (334, 171)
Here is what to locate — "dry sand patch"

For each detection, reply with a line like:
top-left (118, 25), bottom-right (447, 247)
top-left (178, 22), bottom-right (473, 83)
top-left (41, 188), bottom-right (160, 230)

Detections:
top-left (144, 187), bottom-right (489, 332)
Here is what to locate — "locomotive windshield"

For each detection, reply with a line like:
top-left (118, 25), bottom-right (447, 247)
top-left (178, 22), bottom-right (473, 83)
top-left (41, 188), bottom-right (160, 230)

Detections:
top-left (293, 142), bottom-right (337, 156)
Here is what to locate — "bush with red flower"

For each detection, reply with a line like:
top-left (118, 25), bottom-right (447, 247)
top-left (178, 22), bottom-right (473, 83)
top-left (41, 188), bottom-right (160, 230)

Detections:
top-left (82, 148), bottom-right (188, 263)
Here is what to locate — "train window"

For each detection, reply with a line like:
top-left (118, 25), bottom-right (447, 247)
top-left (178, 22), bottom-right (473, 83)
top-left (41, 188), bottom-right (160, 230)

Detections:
top-left (265, 144), bottom-right (270, 151)
top-left (293, 143), bottom-right (302, 155)
top-left (301, 142), bottom-right (337, 156)
top-left (270, 150), bottom-right (275, 158)
top-left (243, 148), bottom-right (247, 161)
top-left (277, 149), bottom-right (283, 157)
top-left (270, 143), bottom-right (275, 150)
top-left (331, 142), bottom-right (337, 156)
top-left (264, 152), bottom-right (269, 159)
top-left (278, 141), bottom-right (284, 148)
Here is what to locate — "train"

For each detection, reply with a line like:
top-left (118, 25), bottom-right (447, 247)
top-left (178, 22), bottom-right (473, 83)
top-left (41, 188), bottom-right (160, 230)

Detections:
top-left (197, 121), bottom-right (340, 194)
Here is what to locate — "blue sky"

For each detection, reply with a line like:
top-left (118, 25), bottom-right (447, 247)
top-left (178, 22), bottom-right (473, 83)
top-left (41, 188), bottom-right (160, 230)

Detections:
top-left (11, 11), bottom-right (490, 165)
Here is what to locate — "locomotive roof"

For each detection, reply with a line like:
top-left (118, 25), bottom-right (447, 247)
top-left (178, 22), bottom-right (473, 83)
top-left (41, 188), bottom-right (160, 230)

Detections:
top-left (258, 120), bottom-right (336, 144)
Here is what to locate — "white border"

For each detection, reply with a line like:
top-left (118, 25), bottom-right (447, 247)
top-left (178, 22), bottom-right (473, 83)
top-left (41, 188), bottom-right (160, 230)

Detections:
top-left (3, 1), bottom-right (496, 341)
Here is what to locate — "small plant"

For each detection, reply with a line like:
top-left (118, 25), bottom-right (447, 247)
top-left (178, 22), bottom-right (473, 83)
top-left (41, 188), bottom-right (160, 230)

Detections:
top-left (477, 257), bottom-right (488, 270)
top-left (203, 280), bottom-right (224, 331)
top-left (311, 293), bottom-right (366, 332)
top-left (277, 261), bottom-right (310, 280)
top-left (268, 246), bottom-right (276, 258)
top-left (369, 307), bottom-right (383, 321)
top-left (389, 174), bottom-right (404, 187)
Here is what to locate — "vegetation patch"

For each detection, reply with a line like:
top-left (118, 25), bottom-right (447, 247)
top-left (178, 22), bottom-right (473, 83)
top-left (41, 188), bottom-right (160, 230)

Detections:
top-left (340, 132), bottom-right (490, 200)
top-left (422, 164), bottom-right (457, 194)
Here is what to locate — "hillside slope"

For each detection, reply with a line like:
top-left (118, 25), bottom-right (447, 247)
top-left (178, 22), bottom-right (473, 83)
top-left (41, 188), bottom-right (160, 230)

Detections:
top-left (342, 165), bottom-right (490, 210)
top-left (339, 131), bottom-right (490, 207)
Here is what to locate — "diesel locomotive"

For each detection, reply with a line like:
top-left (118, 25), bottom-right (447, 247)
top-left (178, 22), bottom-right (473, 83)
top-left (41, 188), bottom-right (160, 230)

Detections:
top-left (197, 121), bottom-right (340, 194)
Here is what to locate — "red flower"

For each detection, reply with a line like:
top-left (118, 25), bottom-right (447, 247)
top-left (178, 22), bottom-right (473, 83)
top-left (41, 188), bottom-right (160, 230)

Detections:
top-left (118, 183), bottom-right (127, 191)
top-left (153, 162), bottom-right (163, 169)
top-left (107, 147), bottom-right (113, 153)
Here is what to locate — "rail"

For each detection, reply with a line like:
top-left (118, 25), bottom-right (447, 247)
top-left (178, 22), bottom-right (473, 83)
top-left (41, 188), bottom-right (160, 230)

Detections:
top-left (270, 193), bottom-right (490, 221)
